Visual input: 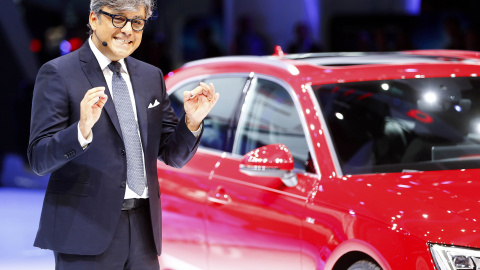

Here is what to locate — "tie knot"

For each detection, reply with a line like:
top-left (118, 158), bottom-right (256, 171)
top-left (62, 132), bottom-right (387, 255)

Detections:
top-left (108, 61), bottom-right (121, 74)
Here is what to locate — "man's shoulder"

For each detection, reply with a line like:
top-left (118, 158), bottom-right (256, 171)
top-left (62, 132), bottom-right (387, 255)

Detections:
top-left (42, 48), bottom-right (82, 70)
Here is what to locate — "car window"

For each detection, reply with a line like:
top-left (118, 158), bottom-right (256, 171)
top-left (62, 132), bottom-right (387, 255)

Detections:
top-left (169, 76), bottom-right (247, 151)
top-left (169, 81), bottom-right (199, 117)
top-left (234, 78), bottom-right (310, 170)
top-left (314, 77), bottom-right (480, 174)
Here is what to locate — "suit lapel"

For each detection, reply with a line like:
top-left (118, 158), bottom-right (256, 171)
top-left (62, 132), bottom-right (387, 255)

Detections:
top-left (78, 42), bottom-right (123, 140)
top-left (125, 57), bottom-right (149, 151)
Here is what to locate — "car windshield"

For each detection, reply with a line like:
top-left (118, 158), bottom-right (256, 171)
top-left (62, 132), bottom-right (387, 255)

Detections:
top-left (314, 77), bottom-right (480, 174)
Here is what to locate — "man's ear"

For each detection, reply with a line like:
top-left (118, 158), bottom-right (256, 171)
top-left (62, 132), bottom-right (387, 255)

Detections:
top-left (89, 11), bottom-right (97, 31)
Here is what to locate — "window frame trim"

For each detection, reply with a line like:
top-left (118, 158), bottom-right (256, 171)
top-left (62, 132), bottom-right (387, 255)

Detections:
top-left (305, 84), bottom-right (344, 177)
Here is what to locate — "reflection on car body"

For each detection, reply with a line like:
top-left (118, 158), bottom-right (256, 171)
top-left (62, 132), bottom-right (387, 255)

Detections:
top-left (157, 48), bottom-right (480, 270)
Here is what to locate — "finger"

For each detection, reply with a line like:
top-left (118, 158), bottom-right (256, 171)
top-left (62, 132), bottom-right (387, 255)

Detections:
top-left (199, 82), bottom-right (212, 99)
top-left (183, 91), bottom-right (191, 100)
top-left (206, 83), bottom-right (216, 101)
top-left (187, 86), bottom-right (204, 100)
top-left (86, 86), bottom-right (106, 96)
top-left (198, 82), bottom-right (212, 101)
top-left (184, 89), bottom-right (195, 101)
top-left (85, 87), bottom-right (105, 102)
top-left (92, 86), bottom-right (106, 91)
top-left (208, 83), bottom-right (216, 101)
top-left (212, 92), bottom-right (220, 105)
top-left (184, 88), bottom-right (198, 102)
top-left (95, 94), bottom-right (108, 107)
top-left (87, 91), bottom-right (106, 107)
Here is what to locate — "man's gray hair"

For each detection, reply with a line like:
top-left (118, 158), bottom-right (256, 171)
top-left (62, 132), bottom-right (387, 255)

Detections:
top-left (88, 0), bottom-right (155, 33)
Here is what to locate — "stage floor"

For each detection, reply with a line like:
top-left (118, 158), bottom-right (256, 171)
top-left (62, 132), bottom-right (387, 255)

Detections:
top-left (0, 187), bottom-right (54, 269)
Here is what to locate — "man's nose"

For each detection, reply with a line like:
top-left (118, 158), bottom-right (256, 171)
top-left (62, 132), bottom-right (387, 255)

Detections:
top-left (121, 21), bottom-right (133, 34)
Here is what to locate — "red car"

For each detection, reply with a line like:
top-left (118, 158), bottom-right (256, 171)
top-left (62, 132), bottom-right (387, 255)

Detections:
top-left (157, 48), bottom-right (480, 270)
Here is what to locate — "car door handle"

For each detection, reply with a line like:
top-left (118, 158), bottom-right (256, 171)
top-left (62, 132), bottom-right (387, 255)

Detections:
top-left (207, 186), bottom-right (231, 205)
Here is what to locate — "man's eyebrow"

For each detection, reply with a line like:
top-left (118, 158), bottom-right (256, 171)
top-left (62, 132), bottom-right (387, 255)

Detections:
top-left (116, 11), bottom-right (145, 19)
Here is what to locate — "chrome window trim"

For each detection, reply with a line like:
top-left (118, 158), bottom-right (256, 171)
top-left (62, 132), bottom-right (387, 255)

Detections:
top-left (231, 75), bottom-right (257, 155)
top-left (232, 73), bottom-right (321, 178)
top-left (305, 84), bottom-right (343, 177)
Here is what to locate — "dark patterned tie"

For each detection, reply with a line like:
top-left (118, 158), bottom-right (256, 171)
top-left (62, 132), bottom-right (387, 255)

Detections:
top-left (108, 61), bottom-right (146, 195)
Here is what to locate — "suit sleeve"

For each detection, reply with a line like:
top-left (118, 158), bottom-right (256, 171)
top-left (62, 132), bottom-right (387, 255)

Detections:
top-left (27, 61), bottom-right (85, 176)
top-left (156, 69), bottom-right (202, 168)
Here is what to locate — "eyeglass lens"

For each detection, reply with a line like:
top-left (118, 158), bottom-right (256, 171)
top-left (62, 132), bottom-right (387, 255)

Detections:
top-left (112, 16), bottom-right (145, 31)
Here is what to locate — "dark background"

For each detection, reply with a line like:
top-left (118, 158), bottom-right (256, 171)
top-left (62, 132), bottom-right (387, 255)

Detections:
top-left (1, 0), bottom-right (480, 188)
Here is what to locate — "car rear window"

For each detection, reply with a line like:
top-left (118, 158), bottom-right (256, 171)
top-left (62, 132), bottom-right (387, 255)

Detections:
top-left (314, 77), bottom-right (480, 174)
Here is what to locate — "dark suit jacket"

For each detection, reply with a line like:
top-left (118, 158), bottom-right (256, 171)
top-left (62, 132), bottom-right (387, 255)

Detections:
top-left (27, 41), bottom-right (200, 255)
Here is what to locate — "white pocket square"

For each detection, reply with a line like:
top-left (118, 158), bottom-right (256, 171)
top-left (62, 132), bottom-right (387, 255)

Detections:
top-left (148, 99), bottom-right (160, 108)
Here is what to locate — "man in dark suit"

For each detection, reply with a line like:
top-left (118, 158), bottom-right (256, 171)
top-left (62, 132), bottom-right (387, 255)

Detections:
top-left (27, 0), bottom-right (219, 269)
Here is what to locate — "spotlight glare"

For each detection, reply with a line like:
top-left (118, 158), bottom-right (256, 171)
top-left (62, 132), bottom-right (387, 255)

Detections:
top-left (424, 92), bottom-right (437, 104)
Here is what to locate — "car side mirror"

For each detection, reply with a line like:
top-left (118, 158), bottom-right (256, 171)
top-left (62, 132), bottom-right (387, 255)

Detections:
top-left (239, 144), bottom-right (297, 187)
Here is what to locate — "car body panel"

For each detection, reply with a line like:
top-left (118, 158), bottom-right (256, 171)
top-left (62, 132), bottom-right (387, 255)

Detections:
top-left (206, 153), bottom-right (311, 270)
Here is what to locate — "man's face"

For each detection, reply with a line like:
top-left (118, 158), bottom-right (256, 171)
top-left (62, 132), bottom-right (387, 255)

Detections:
top-left (89, 6), bottom-right (145, 61)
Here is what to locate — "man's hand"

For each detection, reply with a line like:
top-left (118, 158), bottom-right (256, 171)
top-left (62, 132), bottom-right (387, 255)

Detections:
top-left (79, 87), bottom-right (108, 139)
top-left (183, 82), bottom-right (219, 131)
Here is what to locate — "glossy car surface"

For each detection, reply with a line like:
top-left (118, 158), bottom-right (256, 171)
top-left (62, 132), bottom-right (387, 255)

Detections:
top-left (157, 48), bottom-right (480, 270)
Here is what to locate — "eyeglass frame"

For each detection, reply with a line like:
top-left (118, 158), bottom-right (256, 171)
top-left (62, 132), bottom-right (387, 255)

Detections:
top-left (97, 10), bottom-right (147, 32)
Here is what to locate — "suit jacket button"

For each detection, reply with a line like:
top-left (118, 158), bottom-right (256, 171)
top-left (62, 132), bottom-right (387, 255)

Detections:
top-left (121, 149), bottom-right (126, 155)
top-left (121, 181), bottom-right (126, 188)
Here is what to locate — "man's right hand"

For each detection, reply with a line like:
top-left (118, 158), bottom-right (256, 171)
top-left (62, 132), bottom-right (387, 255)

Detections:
top-left (79, 87), bottom-right (108, 139)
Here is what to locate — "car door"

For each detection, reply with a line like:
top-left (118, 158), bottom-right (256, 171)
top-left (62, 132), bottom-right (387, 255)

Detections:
top-left (159, 76), bottom-right (248, 269)
top-left (206, 76), bottom-right (318, 270)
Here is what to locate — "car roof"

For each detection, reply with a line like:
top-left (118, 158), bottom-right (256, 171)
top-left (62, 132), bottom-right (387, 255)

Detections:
top-left (181, 49), bottom-right (480, 75)
top-left (280, 51), bottom-right (480, 66)
top-left (184, 49), bottom-right (480, 66)
top-left (171, 49), bottom-right (480, 88)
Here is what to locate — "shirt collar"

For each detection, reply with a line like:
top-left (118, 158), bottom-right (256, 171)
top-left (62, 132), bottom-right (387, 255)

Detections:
top-left (88, 36), bottom-right (128, 74)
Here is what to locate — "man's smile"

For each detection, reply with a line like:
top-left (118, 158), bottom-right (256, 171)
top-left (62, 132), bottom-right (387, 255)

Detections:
top-left (114, 37), bottom-right (133, 44)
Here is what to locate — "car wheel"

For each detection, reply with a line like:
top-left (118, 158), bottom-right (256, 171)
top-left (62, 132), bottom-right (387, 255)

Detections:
top-left (347, 260), bottom-right (382, 270)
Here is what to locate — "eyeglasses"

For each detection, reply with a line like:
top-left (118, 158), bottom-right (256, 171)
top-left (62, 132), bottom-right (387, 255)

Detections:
top-left (98, 10), bottom-right (147, 32)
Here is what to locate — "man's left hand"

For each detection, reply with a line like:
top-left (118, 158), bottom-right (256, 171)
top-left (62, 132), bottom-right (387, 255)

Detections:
top-left (183, 82), bottom-right (219, 131)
